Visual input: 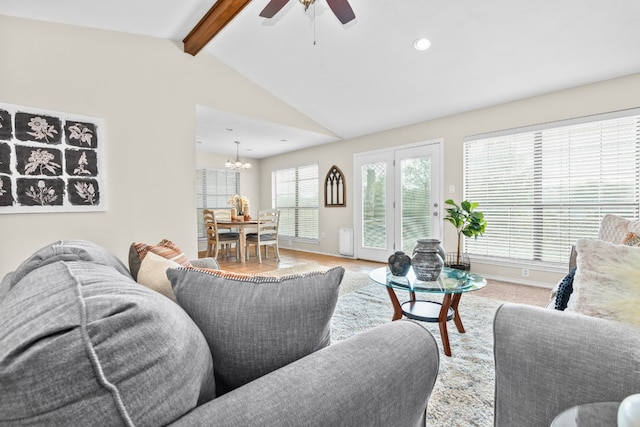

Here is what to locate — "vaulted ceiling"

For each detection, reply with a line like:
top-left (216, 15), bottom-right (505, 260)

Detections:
top-left (2, 0), bottom-right (640, 159)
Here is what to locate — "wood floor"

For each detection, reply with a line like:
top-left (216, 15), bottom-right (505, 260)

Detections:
top-left (204, 247), bottom-right (383, 276)
top-left (205, 247), bottom-right (551, 307)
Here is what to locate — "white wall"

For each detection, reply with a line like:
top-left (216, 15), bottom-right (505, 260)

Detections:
top-left (259, 72), bottom-right (640, 286)
top-left (0, 15), bottom-right (330, 275)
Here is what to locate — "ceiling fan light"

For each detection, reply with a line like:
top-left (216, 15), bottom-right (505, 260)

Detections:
top-left (413, 38), bottom-right (431, 51)
top-left (299, 0), bottom-right (315, 10)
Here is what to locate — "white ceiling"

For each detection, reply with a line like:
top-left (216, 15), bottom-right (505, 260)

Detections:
top-left (2, 0), bottom-right (640, 160)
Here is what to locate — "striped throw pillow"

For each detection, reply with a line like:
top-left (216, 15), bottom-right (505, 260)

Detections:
top-left (130, 239), bottom-right (192, 280)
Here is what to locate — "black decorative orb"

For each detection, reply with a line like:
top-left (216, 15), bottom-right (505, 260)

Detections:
top-left (388, 251), bottom-right (412, 276)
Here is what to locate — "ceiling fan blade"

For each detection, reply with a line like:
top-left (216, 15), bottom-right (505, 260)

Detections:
top-left (259, 0), bottom-right (291, 18)
top-left (326, 0), bottom-right (355, 24)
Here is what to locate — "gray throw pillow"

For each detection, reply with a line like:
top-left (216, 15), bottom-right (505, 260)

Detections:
top-left (0, 260), bottom-right (215, 426)
top-left (167, 266), bottom-right (344, 395)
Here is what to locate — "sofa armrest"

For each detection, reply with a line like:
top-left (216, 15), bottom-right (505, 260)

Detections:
top-left (494, 303), bottom-right (640, 427)
top-left (189, 257), bottom-right (220, 270)
top-left (170, 320), bottom-right (439, 427)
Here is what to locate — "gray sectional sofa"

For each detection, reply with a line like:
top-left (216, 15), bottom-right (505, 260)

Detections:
top-left (0, 240), bottom-right (440, 426)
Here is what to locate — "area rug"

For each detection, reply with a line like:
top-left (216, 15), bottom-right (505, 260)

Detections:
top-left (262, 262), bottom-right (502, 425)
top-left (331, 282), bottom-right (501, 427)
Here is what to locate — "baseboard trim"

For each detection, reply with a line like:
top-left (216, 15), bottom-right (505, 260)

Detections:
top-left (480, 273), bottom-right (553, 289)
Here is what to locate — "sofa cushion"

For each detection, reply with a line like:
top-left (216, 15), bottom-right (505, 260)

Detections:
top-left (129, 239), bottom-right (192, 280)
top-left (167, 266), bottom-right (344, 395)
top-left (0, 260), bottom-right (215, 426)
top-left (10, 239), bottom-right (131, 286)
top-left (567, 238), bottom-right (640, 324)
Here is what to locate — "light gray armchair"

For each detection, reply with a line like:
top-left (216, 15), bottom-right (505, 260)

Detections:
top-left (493, 303), bottom-right (640, 427)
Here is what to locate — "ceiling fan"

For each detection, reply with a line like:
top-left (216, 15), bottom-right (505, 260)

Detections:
top-left (259, 0), bottom-right (356, 24)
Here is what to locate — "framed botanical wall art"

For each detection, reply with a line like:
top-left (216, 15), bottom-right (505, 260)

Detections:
top-left (0, 103), bottom-right (105, 213)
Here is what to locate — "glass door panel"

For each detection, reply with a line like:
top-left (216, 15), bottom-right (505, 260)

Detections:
top-left (400, 156), bottom-right (432, 253)
top-left (362, 162), bottom-right (387, 249)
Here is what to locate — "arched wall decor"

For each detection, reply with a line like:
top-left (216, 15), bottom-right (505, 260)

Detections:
top-left (324, 165), bottom-right (346, 207)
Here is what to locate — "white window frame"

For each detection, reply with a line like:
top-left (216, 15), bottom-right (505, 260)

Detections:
top-left (195, 168), bottom-right (239, 239)
top-left (272, 163), bottom-right (319, 243)
top-left (463, 108), bottom-right (640, 267)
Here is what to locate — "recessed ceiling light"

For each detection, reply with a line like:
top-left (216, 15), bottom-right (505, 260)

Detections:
top-left (413, 38), bottom-right (431, 51)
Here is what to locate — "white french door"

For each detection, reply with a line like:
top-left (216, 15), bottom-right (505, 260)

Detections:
top-left (354, 140), bottom-right (442, 262)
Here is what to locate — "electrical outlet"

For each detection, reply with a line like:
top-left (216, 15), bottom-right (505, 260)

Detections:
top-left (522, 268), bottom-right (530, 277)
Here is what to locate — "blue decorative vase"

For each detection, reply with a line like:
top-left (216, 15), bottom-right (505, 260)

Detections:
top-left (388, 251), bottom-right (412, 276)
top-left (411, 239), bottom-right (444, 281)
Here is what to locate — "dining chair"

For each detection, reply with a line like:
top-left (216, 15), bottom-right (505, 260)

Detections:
top-left (245, 209), bottom-right (280, 263)
top-left (203, 209), bottom-right (240, 259)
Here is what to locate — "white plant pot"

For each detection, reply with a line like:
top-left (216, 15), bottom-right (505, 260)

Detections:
top-left (618, 394), bottom-right (640, 427)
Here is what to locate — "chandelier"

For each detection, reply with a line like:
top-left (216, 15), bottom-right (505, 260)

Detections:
top-left (225, 141), bottom-right (252, 170)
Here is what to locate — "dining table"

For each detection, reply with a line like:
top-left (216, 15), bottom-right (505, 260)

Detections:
top-left (215, 218), bottom-right (259, 262)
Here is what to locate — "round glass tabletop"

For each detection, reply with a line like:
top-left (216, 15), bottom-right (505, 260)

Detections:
top-left (369, 266), bottom-right (486, 294)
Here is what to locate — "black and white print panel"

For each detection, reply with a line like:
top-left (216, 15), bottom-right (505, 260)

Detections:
top-left (0, 142), bottom-right (10, 174)
top-left (0, 109), bottom-right (12, 141)
top-left (64, 120), bottom-right (97, 149)
top-left (16, 178), bottom-right (65, 206)
top-left (15, 112), bottom-right (63, 145)
top-left (65, 149), bottom-right (98, 176)
top-left (0, 175), bottom-right (13, 207)
top-left (67, 178), bottom-right (100, 206)
top-left (15, 145), bottom-right (63, 176)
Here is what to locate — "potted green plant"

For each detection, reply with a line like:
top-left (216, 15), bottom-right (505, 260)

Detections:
top-left (444, 199), bottom-right (487, 270)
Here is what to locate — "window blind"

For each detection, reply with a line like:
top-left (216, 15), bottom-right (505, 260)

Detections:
top-left (195, 168), bottom-right (238, 238)
top-left (464, 109), bottom-right (640, 264)
top-left (273, 163), bottom-right (319, 242)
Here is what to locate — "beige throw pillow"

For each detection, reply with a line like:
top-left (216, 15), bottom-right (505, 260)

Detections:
top-left (137, 251), bottom-right (181, 301)
top-left (567, 238), bottom-right (640, 325)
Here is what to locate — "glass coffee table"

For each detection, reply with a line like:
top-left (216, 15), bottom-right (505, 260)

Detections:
top-left (369, 266), bottom-right (486, 357)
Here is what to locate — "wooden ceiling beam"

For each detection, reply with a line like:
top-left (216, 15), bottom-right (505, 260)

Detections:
top-left (183, 0), bottom-right (252, 56)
